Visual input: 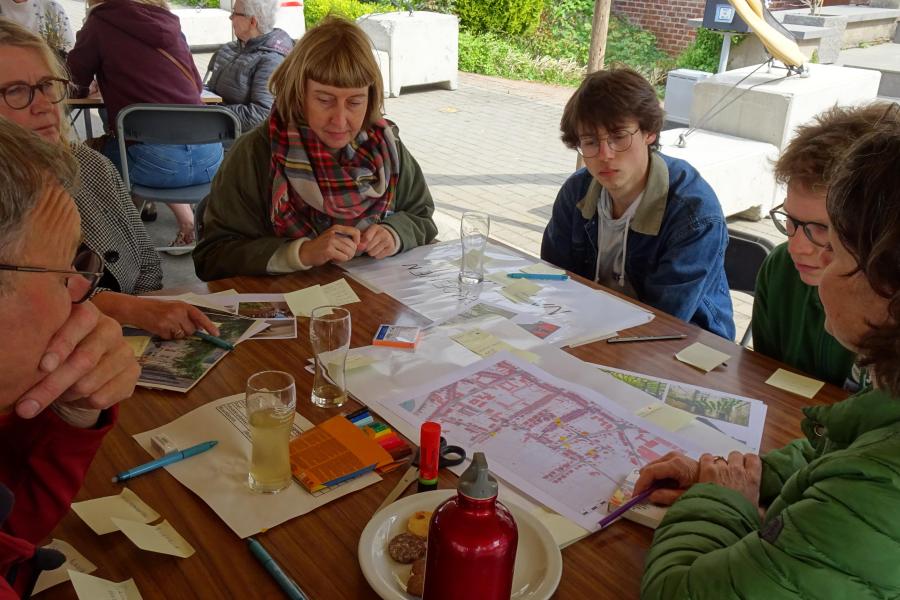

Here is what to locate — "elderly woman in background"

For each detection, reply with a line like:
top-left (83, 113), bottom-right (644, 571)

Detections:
top-left (206, 0), bottom-right (292, 132)
top-left (0, 0), bottom-right (73, 56)
top-left (67, 0), bottom-right (224, 251)
top-left (635, 106), bottom-right (900, 598)
top-left (0, 19), bottom-right (218, 340)
top-left (193, 16), bottom-right (437, 281)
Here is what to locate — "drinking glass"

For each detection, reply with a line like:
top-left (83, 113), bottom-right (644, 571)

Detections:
top-left (245, 370), bottom-right (296, 494)
top-left (459, 211), bottom-right (490, 284)
top-left (310, 306), bottom-right (351, 408)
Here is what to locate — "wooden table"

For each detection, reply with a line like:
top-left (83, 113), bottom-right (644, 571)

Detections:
top-left (66, 91), bottom-right (223, 139)
top-left (42, 264), bottom-right (846, 599)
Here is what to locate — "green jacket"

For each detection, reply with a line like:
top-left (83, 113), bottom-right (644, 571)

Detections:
top-left (642, 387), bottom-right (900, 599)
top-left (193, 125), bottom-right (438, 281)
top-left (752, 243), bottom-right (856, 387)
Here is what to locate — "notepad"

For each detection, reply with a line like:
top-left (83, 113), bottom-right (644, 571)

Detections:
top-left (608, 468), bottom-right (667, 529)
top-left (111, 518), bottom-right (195, 558)
top-left (450, 329), bottom-right (539, 363)
top-left (500, 279), bottom-right (542, 304)
top-left (766, 368), bottom-right (825, 398)
top-left (285, 279), bottom-right (361, 317)
top-left (32, 540), bottom-right (97, 595)
top-left (289, 415), bottom-right (393, 492)
top-left (675, 343), bottom-right (730, 373)
top-left (635, 403), bottom-right (696, 432)
top-left (69, 571), bottom-right (143, 600)
top-left (373, 324), bottom-right (421, 349)
top-left (71, 489), bottom-right (160, 535)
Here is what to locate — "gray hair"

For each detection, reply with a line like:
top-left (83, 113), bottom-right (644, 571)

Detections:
top-left (0, 118), bottom-right (79, 286)
top-left (242, 0), bottom-right (279, 33)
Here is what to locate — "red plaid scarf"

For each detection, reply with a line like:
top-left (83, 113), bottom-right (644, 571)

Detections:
top-left (269, 109), bottom-right (400, 239)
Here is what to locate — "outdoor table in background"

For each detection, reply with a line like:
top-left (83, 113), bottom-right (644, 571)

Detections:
top-left (41, 255), bottom-right (847, 600)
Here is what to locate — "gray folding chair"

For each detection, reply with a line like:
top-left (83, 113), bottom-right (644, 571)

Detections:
top-left (116, 104), bottom-right (241, 251)
top-left (724, 228), bottom-right (777, 347)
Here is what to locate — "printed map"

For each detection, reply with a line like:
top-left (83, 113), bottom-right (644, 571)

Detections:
top-left (391, 354), bottom-right (693, 530)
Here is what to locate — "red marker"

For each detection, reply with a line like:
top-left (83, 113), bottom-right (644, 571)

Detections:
top-left (417, 421), bottom-right (441, 492)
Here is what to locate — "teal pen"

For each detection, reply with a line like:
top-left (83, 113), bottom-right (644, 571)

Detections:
top-left (194, 331), bottom-right (235, 351)
top-left (247, 537), bottom-right (309, 600)
top-left (507, 272), bottom-right (568, 281)
top-left (112, 440), bottom-right (218, 483)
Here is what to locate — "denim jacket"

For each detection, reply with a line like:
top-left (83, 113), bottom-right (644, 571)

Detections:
top-left (541, 152), bottom-right (735, 339)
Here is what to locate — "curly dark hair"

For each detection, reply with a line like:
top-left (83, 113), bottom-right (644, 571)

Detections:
top-left (560, 67), bottom-right (663, 152)
top-left (826, 103), bottom-right (900, 396)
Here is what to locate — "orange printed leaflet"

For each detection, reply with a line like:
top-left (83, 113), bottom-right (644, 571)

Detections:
top-left (289, 416), bottom-right (393, 493)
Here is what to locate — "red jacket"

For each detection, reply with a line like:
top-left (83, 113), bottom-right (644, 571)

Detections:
top-left (67, 0), bottom-right (202, 129)
top-left (0, 407), bottom-right (116, 598)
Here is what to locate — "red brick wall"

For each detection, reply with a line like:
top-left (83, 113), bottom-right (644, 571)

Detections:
top-left (613, 0), bottom-right (856, 57)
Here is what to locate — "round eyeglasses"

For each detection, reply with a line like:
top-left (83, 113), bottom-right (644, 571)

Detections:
top-left (575, 128), bottom-right (640, 158)
top-left (769, 204), bottom-right (830, 247)
top-left (0, 246), bottom-right (105, 304)
top-left (0, 77), bottom-right (70, 110)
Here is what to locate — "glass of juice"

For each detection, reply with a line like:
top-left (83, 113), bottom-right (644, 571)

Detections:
top-left (245, 370), bottom-right (296, 493)
top-left (309, 306), bottom-right (351, 408)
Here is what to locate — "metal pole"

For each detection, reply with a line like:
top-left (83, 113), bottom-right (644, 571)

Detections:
top-left (717, 34), bottom-right (732, 73)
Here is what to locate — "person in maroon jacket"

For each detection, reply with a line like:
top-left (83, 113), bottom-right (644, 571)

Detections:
top-left (0, 120), bottom-right (139, 598)
top-left (67, 0), bottom-right (224, 252)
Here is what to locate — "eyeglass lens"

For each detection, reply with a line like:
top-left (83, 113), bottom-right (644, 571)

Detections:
top-left (2, 79), bottom-right (69, 110)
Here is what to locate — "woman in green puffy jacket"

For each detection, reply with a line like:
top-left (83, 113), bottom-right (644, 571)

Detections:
top-left (635, 105), bottom-right (900, 599)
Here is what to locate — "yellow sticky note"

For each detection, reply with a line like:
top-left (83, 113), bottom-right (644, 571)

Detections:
top-left (485, 272), bottom-right (511, 286)
top-left (125, 336), bottom-right (150, 357)
top-left (766, 368), bottom-right (825, 398)
top-left (322, 278), bottom-right (361, 306)
top-left (501, 279), bottom-right (541, 304)
top-left (450, 329), bottom-right (538, 363)
top-left (675, 343), bottom-right (731, 373)
top-left (111, 518), bottom-right (195, 558)
top-left (69, 571), bottom-right (143, 600)
top-left (521, 263), bottom-right (566, 276)
top-left (71, 489), bottom-right (160, 535)
top-left (284, 285), bottom-right (331, 318)
top-left (635, 404), bottom-right (696, 432)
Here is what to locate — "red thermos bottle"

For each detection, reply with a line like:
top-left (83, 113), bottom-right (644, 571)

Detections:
top-left (423, 452), bottom-right (517, 600)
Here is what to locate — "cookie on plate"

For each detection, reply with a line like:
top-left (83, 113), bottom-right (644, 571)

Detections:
top-left (388, 532), bottom-right (427, 564)
top-left (407, 511), bottom-right (432, 538)
top-left (407, 557), bottom-right (426, 597)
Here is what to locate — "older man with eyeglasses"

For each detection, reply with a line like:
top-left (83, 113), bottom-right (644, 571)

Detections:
top-left (541, 68), bottom-right (734, 339)
top-left (752, 104), bottom-right (896, 389)
top-left (0, 119), bottom-right (139, 598)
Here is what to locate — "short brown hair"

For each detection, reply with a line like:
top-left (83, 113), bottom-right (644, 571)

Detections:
top-left (560, 68), bottom-right (663, 151)
top-left (775, 103), bottom-right (896, 191)
top-left (826, 103), bottom-right (900, 395)
top-left (269, 15), bottom-right (383, 129)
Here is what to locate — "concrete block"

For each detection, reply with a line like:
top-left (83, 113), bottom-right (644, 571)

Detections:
top-left (690, 63), bottom-right (881, 150)
top-left (373, 49), bottom-right (390, 98)
top-left (871, 0), bottom-right (900, 8)
top-left (357, 11), bottom-right (458, 98)
top-left (659, 128), bottom-right (780, 218)
top-left (173, 8), bottom-right (233, 49)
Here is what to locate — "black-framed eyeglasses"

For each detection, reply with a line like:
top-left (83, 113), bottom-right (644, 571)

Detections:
top-left (769, 203), bottom-right (830, 248)
top-left (229, 10), bottom-right (248, 17)
top-left (0, 246), bottom-right (105, 304)
top-left (0, 77), bottom-right (71, 111)
top-left (576, 128), bottom-right (640, 158)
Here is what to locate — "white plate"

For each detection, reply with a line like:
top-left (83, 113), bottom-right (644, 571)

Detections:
top-left (358, 489), bottom-right (562, 599)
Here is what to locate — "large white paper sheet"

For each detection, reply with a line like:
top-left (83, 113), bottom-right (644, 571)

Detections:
top-left (341, 241), bottom-right (653, 346)
top-left (133, 395), bottom-right (380, 538)
top-left (595, 364), bottom-right (768, 452)
top-left (383, 352), bottom-right (705, 531)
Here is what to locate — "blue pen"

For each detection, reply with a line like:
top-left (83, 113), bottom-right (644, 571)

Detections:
top-left (194, 331), bottom-right (235, 351)
top-left (507, 272), bottom-right (569, 281)
top-left (247, 537), bottom-right (309, 600)
top-left (112, 440), bottom-right (218, 483)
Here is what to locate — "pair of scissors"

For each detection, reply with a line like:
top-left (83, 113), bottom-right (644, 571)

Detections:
top-left (375, 437), bottom-right (465, 513)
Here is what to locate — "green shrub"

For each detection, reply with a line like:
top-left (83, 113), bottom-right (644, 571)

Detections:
top-left (455, 0), bottom-right (544, 36)
top-left (458, 30), bottom-right (582, 86)
top-left (675, 28), bottom-right (724, 73)
top-left (304, 0), bottom-right (395, 28)
top-left (176, 0), bottom-right (220, 7)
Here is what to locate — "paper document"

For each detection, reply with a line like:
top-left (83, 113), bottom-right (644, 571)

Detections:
top-left (71, 488), bottom-right (160, 535)
top-left (635, 403), bottom-right (696, 432)
top-left (133, 395), bottom-right (381, 538)
top-left (284, 285), bottom-right (331, 317)
top-left (450, 329), bottom-right (539, 363)
top-left (675, 342), bottom-right (731, 372)
top-left (766, 368), bottom-right (825, 398)
top-left (500, 279), bottom-right (542, 304)
top-left (321, 278), bottom-right (361, 305)
top-left (69, 571), bottom-right (142, 600)
top-left (111, 518), bottom-right (195, 558)
top-left (124, 336), bottom-right (150, 357)
top-left (32, 539), bottom-right (97, 595)
top-left (520, 263), bottom-right (566, 276)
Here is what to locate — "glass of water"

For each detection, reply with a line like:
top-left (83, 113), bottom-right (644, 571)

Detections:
top-left (309, 306), bottom-right (351, 408)
top-left (245, 370), bottom-right (296, 494)
top-left (459, 211), bottom-right (490, 284)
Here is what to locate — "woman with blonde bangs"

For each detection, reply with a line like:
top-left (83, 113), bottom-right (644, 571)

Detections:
top-left (193, 15), bottom-right (437, 281)
top-left (0, 20), bottom-right (220, 341)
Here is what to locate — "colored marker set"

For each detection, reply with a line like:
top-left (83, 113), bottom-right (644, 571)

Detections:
top-left (346, 407), bottom-right (412, 473)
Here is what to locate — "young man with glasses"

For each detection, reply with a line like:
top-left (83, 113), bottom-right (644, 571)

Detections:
top-left (541, 68), bottom-right (734, 339)
top-left (0, 120), bottom-right (139, 598)
top-left (752, 104), bottom-right (897, 388)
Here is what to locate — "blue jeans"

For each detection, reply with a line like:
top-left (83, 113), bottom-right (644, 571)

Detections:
top-left (103, 138), bottom-right (223, 189)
